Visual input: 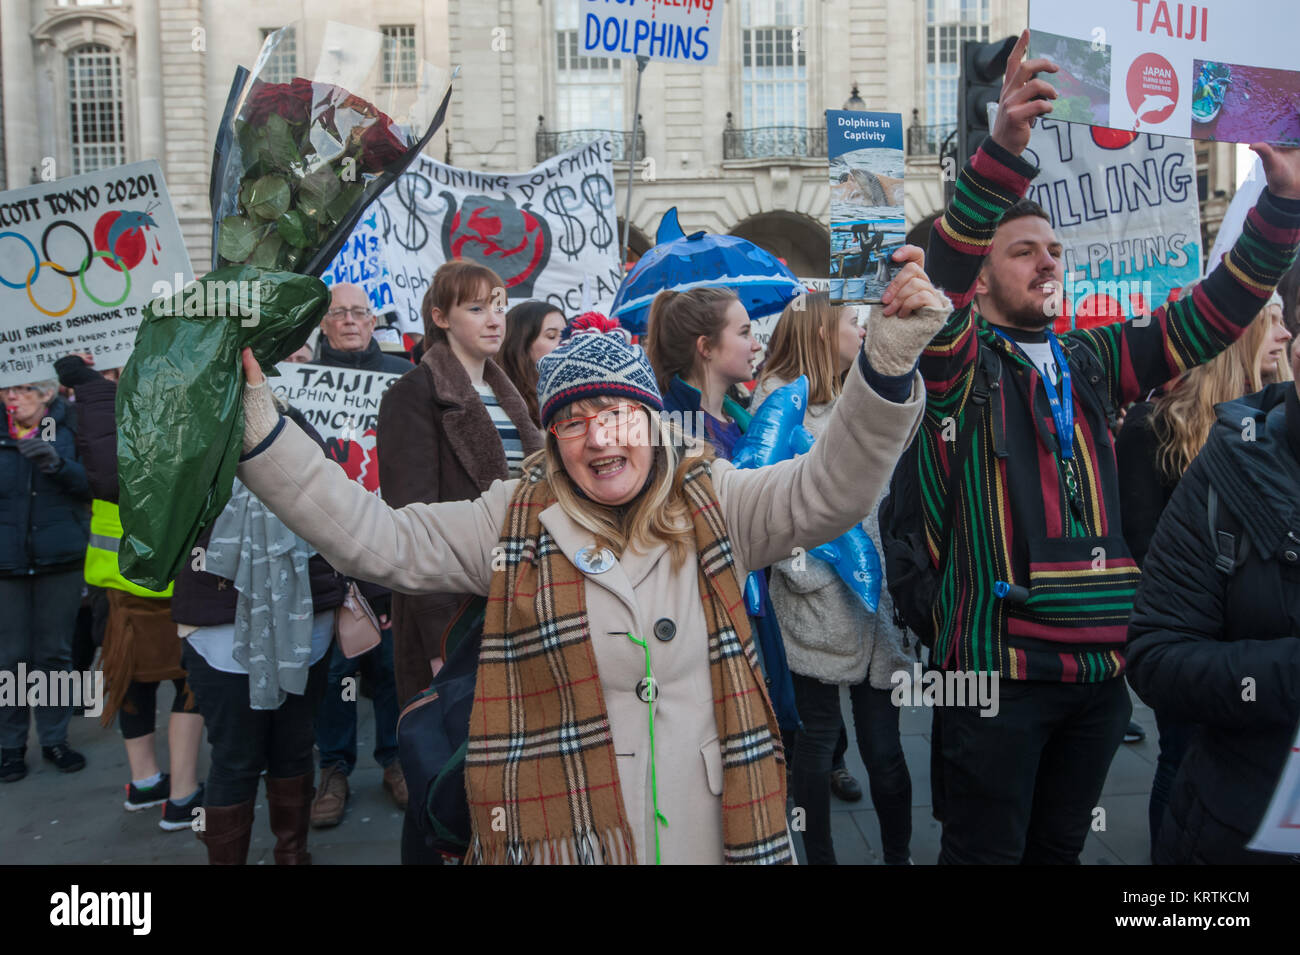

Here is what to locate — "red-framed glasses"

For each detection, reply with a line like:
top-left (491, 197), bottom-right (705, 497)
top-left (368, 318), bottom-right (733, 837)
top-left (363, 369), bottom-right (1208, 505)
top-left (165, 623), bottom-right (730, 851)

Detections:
top-left (549, 403), bottom-right (643, 440)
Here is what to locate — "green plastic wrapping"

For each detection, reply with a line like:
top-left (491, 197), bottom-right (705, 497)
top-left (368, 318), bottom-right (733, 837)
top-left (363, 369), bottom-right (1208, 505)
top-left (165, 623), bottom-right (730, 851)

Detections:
top-left (114, 267), bottom-right (329, 591)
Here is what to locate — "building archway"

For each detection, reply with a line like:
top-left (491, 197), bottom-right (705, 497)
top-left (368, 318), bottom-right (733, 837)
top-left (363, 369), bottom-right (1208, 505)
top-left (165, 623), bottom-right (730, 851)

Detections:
top-left (729, 212), bottom-right (829, 277)
top-left (906, 211), bottom-right (943, 252)
top-left (618, 219), bottom-right (652, 267)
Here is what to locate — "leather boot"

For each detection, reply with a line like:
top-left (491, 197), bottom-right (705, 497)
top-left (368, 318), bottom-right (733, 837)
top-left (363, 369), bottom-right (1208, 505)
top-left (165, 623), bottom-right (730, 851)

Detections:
top-left (266, 773), bottom-right (315, 865)
top-left (199, 800), bottom-right (255, 865)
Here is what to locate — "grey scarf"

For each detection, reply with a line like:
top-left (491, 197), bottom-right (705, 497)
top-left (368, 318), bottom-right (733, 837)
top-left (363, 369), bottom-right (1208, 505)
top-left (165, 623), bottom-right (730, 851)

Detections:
top-left (206, 479), bottom-right (317, 710)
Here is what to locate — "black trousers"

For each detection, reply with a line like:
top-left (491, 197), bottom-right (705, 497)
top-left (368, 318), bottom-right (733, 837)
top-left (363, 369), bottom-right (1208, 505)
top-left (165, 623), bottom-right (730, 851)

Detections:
top-left (936, 675), bottom-right (1130, 864)
top-left (790, 673), bottom-right (912, 865)
top-left (181, 642), bottom-right (329, 806)
top-left (119, 677), bottom-right (197, 739)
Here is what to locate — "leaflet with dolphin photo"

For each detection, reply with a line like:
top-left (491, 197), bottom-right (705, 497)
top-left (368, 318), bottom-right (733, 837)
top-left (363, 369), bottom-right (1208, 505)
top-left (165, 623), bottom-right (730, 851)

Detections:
top-left (826, 109), bottom-right (905, 305)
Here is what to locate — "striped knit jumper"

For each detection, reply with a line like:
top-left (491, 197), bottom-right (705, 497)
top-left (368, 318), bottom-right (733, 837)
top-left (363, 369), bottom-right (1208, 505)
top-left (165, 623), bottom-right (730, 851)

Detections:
top-left (921, 138), bottom-right (1300, 683)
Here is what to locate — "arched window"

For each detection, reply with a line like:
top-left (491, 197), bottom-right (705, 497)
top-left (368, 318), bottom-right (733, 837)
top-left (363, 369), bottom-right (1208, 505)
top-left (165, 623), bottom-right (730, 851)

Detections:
top-left (67, 43), bottom-right (126, 174)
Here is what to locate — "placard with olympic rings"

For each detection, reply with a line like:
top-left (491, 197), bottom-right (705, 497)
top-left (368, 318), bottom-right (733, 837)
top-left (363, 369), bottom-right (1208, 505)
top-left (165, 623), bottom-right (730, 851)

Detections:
top-left (0, 159), bottom-right (192, 388)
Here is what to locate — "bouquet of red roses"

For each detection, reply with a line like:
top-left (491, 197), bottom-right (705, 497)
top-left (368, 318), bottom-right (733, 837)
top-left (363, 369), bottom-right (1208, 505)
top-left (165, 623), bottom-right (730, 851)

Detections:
top-left (211, 23), bottom-right (451, 276)
top-left (115, 23), bottom-right (451, 590)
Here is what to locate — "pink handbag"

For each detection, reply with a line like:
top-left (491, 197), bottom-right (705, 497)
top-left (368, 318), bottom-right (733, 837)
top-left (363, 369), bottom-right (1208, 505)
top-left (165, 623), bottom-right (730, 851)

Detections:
top-left (335, 581), bottom-right (382, 659)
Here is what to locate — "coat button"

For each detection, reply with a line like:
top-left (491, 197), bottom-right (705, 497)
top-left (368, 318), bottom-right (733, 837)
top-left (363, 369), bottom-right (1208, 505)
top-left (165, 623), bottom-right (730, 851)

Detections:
top-left (635, 677), bottom-right (658, 703)
top-left (1286, 551), bottom-right (1298, 563)
top-left (653, 618), bottom-right (676, 642)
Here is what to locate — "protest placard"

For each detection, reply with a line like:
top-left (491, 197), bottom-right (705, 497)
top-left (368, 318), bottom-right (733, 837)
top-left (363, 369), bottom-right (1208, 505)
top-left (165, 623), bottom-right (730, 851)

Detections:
top-left (270, 362), bottom-right (400, 493)
top-left (323, 139), bottom-right (622, 335)
top-left (1029, 0), bottom-right (1300, 145)
top-left (826, 110), bottom-right (905, 304)
top-left (1008, 111), bottom-right (1201, 329)
top-left (579, 0), bottom-right (723, 65)
top-left (0, 161), bottom-right (192, 388)
top-left (1247, 725), bottom-right (1300, 855)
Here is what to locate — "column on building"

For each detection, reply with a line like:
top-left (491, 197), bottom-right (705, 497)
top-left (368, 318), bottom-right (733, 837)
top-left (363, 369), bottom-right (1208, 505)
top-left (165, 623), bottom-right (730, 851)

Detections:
top-left (1, 0), bottom-right (38, 188)
top-left (159, 0), bottom-right (210, 268)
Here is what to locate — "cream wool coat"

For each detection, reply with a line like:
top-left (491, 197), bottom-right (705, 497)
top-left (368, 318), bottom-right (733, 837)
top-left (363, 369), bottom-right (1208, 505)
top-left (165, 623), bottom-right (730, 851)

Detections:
top-left (237, 362), bottom-right (924, 864)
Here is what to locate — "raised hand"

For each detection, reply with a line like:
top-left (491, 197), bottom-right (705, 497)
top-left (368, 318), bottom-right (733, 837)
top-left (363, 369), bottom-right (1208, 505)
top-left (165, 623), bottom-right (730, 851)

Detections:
top-left (241, 346), bottom-right (266, 387)
top-left (1253, 142), bottom-right (1300, 200)
top-left (990, 29), bottom-right (1059, 157)
top-left (53, 352), bottom-right (99, 389)
top-left (880, 245), bottom-right (948, 318)
top-left (865, 245), bottom-right (952, 377)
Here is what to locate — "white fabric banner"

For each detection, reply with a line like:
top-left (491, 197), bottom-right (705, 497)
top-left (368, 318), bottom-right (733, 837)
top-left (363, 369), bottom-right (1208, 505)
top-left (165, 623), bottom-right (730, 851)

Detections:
top-left (323, 139), bottom-right (623, 335)
top-left (1019, 116), bottom-right (1202, 326)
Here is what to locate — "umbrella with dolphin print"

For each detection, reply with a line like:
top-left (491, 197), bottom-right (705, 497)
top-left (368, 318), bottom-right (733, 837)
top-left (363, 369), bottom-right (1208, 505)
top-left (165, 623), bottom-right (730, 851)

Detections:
top-left (610, 207), bottom-right (804, 335)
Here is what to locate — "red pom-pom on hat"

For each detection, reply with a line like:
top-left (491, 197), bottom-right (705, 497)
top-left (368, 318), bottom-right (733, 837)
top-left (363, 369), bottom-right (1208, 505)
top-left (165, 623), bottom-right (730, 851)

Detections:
top-left (571, 311), bottom-right (619, 335)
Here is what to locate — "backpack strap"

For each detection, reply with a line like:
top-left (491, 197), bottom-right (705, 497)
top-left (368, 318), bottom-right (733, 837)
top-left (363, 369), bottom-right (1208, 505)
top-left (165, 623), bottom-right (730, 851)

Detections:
top-left (936, 340), bottom-right (1003, 572)
top-left (1207, 484), bottom-right (1249, 575)
top-left (974, 342), bottom-right (1007, 459)
top-left (1060, 336), bottom-right (1119, 428)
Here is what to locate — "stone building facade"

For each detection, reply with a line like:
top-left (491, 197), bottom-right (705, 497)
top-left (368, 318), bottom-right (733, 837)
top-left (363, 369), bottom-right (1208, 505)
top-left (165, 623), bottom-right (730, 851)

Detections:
top-left (1, 0), bottom-right (1235, 277)
top-left (1, 0), bottom-right (449, 269)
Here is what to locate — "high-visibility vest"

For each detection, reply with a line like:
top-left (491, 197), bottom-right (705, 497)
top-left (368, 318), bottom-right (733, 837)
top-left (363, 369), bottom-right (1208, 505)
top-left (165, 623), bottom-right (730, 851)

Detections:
top-left (85, 499), bottom-right (173, 598)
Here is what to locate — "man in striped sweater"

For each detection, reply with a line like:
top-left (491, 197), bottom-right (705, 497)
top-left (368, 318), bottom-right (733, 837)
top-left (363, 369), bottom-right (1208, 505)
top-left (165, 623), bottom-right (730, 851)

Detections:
top-left (918, 30), bottom-right (1300, 863)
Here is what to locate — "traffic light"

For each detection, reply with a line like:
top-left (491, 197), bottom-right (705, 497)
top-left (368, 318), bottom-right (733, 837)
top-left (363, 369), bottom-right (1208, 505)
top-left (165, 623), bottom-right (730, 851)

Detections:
top-left (957, 35), bottom-right (1018, 167)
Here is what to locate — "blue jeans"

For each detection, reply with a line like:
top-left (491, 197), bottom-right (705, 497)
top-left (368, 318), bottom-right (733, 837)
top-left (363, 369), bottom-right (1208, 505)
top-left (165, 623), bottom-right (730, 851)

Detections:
top-left (0, 570), bottom-right (83, 749)
top-left (314, 626), bottom-right (399, 775)
top-left (790, 673), bottom-right (912, 864)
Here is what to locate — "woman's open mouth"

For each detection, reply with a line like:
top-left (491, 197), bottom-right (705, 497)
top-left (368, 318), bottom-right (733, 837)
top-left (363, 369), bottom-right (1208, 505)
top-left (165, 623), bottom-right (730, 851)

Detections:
top-left (589, 455), bottom-right (627, 478)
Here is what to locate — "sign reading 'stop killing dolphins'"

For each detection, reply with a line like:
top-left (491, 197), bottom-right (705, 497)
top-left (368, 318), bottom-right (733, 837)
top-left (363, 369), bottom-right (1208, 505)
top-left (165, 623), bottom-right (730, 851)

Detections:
top-left (579, 0), bottom-right (723, 65)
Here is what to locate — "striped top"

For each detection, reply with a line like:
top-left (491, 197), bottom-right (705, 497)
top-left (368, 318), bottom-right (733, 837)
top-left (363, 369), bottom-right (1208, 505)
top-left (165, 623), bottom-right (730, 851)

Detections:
top-left (475, 383), bottom-right (525, 477)
top-left (919, 138), bottom-right (1300, 683)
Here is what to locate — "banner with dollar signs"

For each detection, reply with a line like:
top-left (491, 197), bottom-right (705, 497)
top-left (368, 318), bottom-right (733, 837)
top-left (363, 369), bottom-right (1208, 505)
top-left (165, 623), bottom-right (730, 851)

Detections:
top-left (323, 138), bottom-right (622, 334)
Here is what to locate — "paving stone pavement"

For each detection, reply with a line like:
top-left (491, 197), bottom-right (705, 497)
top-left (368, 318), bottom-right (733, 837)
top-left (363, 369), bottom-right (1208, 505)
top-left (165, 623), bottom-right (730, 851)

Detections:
top-left (802, 682), bottom-right (1159, 865)
top-left (1, 678), bottom-right (1158, 865)
top-left (0, 680), bottom-right (405, 865)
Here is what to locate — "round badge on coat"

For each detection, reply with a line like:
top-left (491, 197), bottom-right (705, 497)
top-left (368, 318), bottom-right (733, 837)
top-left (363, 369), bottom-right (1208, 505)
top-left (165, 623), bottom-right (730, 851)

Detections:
top-left (575, 545), bottom-right (616, 575)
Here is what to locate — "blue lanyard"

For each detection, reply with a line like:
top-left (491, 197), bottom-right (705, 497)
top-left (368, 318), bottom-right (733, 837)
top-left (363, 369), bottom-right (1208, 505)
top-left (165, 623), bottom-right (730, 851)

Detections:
top-left (994, 331), bottom-right (1073, 460)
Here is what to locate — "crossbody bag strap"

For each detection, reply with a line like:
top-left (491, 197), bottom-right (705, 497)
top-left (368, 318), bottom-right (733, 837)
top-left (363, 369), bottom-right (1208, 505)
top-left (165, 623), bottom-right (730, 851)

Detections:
top-left (937, 343), bottom-right (1000, 575)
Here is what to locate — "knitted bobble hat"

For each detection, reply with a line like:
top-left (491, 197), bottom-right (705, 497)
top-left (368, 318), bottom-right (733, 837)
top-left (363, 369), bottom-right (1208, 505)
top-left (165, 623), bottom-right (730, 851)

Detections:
top-left (536, 330), bottom-right (663, 428)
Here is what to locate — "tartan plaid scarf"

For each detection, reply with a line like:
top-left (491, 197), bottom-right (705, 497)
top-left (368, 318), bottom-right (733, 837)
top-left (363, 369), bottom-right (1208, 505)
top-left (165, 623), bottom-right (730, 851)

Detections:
top-left (464, 460), bottom-right (792, 865)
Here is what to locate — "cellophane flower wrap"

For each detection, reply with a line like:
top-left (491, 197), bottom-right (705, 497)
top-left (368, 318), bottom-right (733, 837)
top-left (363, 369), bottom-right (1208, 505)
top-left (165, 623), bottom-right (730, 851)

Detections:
top-left (116, 23), bottom-right (452, 590)
top-left (212, 24), bottom-right (448, 277)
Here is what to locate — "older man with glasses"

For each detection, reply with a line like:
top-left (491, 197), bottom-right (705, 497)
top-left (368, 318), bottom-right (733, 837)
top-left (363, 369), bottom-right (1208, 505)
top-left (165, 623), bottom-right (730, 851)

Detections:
top-left (317, 284), bottom-right (416, 375)
top-left (310, 283), bottom-right (413, 827)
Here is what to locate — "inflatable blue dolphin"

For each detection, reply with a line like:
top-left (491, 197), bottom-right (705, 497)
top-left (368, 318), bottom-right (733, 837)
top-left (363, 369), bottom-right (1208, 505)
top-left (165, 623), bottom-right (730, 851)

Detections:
top-left (732, 376), bottom-right (883, 614)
